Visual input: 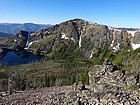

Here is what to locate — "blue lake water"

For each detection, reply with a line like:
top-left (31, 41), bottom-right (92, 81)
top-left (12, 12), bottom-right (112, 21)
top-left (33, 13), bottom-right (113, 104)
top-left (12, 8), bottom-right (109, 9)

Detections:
top-left (0, 51), bottom-right (42, 66)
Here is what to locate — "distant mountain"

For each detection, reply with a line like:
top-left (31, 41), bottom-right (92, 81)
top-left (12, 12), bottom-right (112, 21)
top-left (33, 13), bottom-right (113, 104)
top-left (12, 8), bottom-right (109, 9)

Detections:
top-left (115, 27), bottom-right (140, 31)
top-left (0, 23), bottom-right (53, 35)
top-left (0, 32), bottom-right (12, 37)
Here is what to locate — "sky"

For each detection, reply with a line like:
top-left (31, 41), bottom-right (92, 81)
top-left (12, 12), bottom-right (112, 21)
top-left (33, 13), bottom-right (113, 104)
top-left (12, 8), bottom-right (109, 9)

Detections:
top-left (0, 0), bottom-right (140, 28)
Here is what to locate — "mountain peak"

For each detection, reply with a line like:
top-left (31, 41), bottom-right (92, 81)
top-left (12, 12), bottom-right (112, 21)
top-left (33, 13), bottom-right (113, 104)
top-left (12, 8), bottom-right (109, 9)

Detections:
top-left (71, 18), bottom-right (85, 21)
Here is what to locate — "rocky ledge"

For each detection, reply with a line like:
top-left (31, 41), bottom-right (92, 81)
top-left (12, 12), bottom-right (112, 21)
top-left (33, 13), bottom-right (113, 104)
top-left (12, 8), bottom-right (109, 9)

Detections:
top-left (0, 64), bottom-right (139, 105)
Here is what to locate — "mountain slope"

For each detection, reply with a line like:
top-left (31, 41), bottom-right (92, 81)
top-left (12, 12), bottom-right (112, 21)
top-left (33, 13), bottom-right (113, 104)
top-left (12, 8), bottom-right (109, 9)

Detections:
top-left (1, 18), bottom-right (140, 59)
top-left (28, 19), bottom-right (109, 57)
top-left (27, 19), bottom-right (140, 59)
top-left (0, 23), bottom-right (53, 35)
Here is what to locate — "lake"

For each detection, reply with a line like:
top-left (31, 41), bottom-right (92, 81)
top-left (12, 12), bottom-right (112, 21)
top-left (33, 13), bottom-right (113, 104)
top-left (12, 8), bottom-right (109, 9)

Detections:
top-left (0, 50), bottom-right (42, 66)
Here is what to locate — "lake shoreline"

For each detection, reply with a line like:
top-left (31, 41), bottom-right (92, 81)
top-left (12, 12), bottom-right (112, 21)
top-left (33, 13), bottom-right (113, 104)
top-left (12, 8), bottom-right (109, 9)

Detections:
top-left (0, 50), bottom-right (42, 66)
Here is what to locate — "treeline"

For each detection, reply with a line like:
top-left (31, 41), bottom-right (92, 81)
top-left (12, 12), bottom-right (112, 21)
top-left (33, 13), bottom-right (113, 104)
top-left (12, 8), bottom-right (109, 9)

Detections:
top-left (0, 60), bottom-right (90, 93)
top-left (90, 43), bottom-right (140, 73)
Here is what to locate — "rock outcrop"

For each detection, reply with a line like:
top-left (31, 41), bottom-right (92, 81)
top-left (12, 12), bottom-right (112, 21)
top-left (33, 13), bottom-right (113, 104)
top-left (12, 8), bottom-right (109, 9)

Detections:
top-left (87, 64), bottom-right (140, 104)
top-left (13, 30), bottom-right (29, 50)
top-left (63, 64), bottom-right (140, 105)
top-left (0, 30), bottom-right (29, 51)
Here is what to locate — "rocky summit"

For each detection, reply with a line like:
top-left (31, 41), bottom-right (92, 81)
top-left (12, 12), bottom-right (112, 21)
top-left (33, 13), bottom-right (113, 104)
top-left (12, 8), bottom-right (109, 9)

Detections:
top-left (28, 18), bottom-right (110, 57)
top-left (0, 64), bottom-right (139, 105)
top-left (26, 18), bottom-right (140, 58)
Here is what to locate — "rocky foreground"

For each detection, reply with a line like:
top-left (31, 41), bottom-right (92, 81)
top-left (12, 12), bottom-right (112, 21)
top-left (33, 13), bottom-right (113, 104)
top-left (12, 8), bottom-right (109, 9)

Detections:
top-left (0, 64), bottom-right (140, 105)
top-left (0, 86), bottom-right (72, 105)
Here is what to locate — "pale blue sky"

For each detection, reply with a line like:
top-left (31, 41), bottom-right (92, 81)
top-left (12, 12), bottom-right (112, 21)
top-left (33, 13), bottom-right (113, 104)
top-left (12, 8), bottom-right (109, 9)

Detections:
top-left (0, 0), bottom-right (140, 28)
